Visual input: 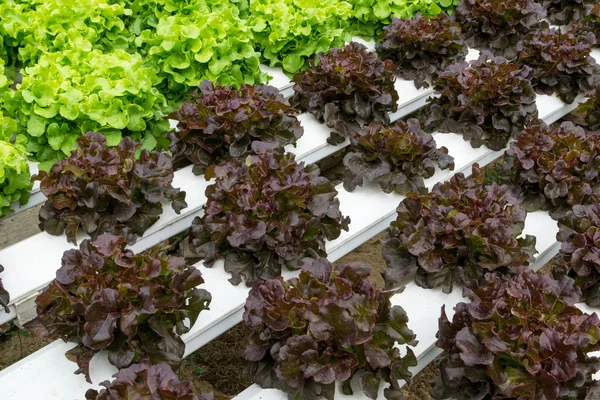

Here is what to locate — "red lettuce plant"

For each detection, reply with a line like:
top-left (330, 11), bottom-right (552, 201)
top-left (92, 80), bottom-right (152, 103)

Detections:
top-left (554, 204), bottom-right (600, 307)
top-left (426, 53), bottom-right (538, 151)
top-left (376, 13), bottom-right (468, 89)
top-left (85, 360), bottom-right (211, 400)
top-left (567, 85), bottom-right (600, 131)
top-left (188, 151), bottom-right (350, 286)
top-left (433, 267), bottom-right (600, 400)
top-left (343, 119), bottom-right (455, 194)
top-left (501, 122), bottom-right (600, 219)
top-left (291, 42), bottom-right (399, 145)
top-left (455, 0), bottom-right (546, 58)
top-left (36, 234), bottom-right (211, 382)
top-left (517, 23), bottom-right (599, 104)
top-left (382, 164), bottom-right (537, 292)
top-left (33, 132), bottom-right (187, 245)
top-left (571, 3), bottom-right (600, 45)
top-left (0, 264), bottom-right (8, 313)
top-left (541, 0), bottom-right (596, 25)
top-left (244, 258), bottom-right (418, 400)
top-left (167, 81), bottom-right (304, 175)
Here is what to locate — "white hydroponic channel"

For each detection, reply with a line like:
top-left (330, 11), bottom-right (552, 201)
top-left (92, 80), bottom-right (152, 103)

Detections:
top-left (0, 45), bottom-right (596, 400)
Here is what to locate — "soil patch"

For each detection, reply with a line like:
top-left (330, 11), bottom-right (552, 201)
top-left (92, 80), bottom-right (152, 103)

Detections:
top-left (179, 323), bottom-right (253, 396)
top-left (0, 326), bottom-right (49, 371)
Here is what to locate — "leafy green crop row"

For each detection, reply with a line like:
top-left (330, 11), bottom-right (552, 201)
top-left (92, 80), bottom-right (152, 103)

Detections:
top-left (0, 0), bottom-right (455, 168)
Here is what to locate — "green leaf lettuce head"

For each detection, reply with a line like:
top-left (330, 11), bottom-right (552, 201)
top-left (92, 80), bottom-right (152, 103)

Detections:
top-left (245, 0), bottom-right (353, 74)
top-left (346, 0), bottom-right (459, 37)
top-left (244, 257), bottom-right (418, 400)
top-left (343, 119), bottom-right (455, 195)
top-left (291, 42), bottom-right (399, 145)
top-left (516, 23), bottom-right (599, 105)
top-left (15, 0), bottom-right (134, 65)
top-left (0, 139), bottom-right (32, 218)
top-left (554, 204), bottom-right (600, 307)
top-left (433, 267), bottom-right (600, 400)
top-left (4, 49), bottom-right (170, 165)
top-left (0, 0), bottom-right (35, 68)
top-left (85, 360), bottom-right (208, 400)
top-left (168, 80), bottom-right (303, 175)
top-left (133, 5), bottom-right (267, 101)
top-left (188, 151), bottom-right (350, 286)
top-left (382, 164), bottom-right (537, 292)
top-left (501, 121), bottom-right (600, 220)
top-left (36, 234), bottom-right (211, 383)
top-left (33, 132), bottom-right (187, 245)
top-left (376, 13), bottom-right (468, 89)
top-left (426, 52), bottom-right (538, 151)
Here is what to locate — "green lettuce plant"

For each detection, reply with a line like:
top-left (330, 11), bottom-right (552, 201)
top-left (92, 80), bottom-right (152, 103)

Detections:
top-left (0, 0), bottom-right (34, 69)
top-left (4, 49), bottom-right (170, 167)
top-left (347, 0), bottom-right (460, 37)
top-left (245, 0), bottom-right (353, 74)
top-left (18, 0), bottom-right (133, 65)
top-left (133, 6), bottom-right (267, 101)
top-left (0, 140), bottom-right (32, 218)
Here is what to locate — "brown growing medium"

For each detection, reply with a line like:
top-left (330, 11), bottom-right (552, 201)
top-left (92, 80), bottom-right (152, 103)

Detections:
top-left (0, 326), bottom-right (49, 371)
top-left (178, 323), bottom-right (253, 396)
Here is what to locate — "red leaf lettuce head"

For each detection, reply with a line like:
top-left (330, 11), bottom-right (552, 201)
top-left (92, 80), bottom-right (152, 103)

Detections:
top-left (501, 121), bottom-right (600, 219)
top-left (541, 0), bottom-right (597, 25)
top-left (188, 150), bottom-right (350, 286)
top-left (85, 359), bottom-right (210, 400)
top-left (376, 13), bottom-right (468, 89)
top-left (571, 3), bottom-right (600, 45)
top-left (433, 267), bottom-right (600, 400)
top-left (568, 85), bottom-right (600, 132)
top-left (36, 233), bottom-right (211, 383)
top-left (343, 119), bottom-right (455, 195)
top-left (426, 52), bottom-right (538, 151)
top-left (290, 42), bottom-right (399, 145)
top-left (0, 264), bottom-right (8, 313)
top-left (167, 81), bottom-right (304, 175)
top-left (516, 23), bottom-right (599, 105)
top-left (32, 132), bottom-right (187, 245)
top-left (554, 204), bottom-right (600, 307)
top-left (243, 257), bottom-right (418, 400)
top-left (382, 164), bottom-right (537, 293)
top-left (456, 0), bottom-right (546, 57)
